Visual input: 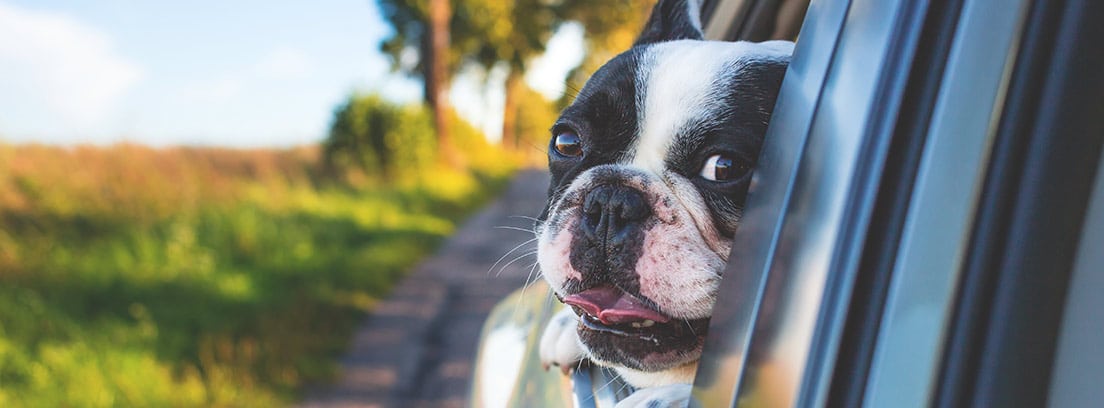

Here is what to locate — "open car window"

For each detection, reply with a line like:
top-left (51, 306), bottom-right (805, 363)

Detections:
top-left (471, 0), bottom-right (1102, 406)
top-left (697, 0), bottom-right (1103, 407)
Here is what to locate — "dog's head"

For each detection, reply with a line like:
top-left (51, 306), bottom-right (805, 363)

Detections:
top-left (535, 0), bottom-right (792, 376)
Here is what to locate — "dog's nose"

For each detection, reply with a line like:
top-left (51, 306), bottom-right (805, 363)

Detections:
top-left (582, 185), bottom-right (650, 246)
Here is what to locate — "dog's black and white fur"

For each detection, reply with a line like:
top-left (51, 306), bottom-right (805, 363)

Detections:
top-left (535, 0), bottom-right (792, 405)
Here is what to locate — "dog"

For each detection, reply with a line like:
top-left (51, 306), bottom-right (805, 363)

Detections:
top-left (534, 0), bottom-right (793, 405)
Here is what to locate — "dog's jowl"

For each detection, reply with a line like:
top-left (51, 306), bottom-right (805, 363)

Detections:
top-left (535, 0), bottom-right (792, 405)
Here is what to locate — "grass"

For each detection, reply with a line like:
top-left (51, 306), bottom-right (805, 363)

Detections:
top-left (0, 143), bottom-right (515, 406)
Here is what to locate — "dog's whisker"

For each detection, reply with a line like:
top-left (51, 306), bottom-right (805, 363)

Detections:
top-left (562, 81), bottom-right (582, 101)
top-left (509, 293), bottom-right (532, 323)
top-left (516, 262), bottom-right (543, 314)
top-left (495, 250), bottom-right (538, 277)
top-left (520, 261), bottom-right (539, 291)
top-left (509, 258), bottom-right (540, 319)
top-left (615, 379), bottom-right (634, 396)
top-left (519, 260), bottom-right (541, 286)
top-left (521, 270), bottom-right (544, 291)
top-left (525, 140), bottom-right (548, 155)
top-left (510, 263), bottom-right (546, 322)
top-left (508, 215), bottom-right (541, 222)
top-left (684, 319), bottom-right (698, 337)
top-left (520, 267), bottom-right (544, 296)
top-left (493, 225), bottom-right (537, 234)
top-left (593, 370), bottom-right (623, 397)
top-left (544, 287), bottom-right (557, 309)
top-left (486, 237), bottom-right (538, 276)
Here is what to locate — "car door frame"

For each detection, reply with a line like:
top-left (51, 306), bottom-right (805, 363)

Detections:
top-left (696, 0), bottom-right (1104, 406)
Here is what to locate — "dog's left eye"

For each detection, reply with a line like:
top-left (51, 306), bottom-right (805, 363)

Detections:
top-left (700, 154), bottom-right (749, 182)
top-left (552, 132), bottom-right (583, 158)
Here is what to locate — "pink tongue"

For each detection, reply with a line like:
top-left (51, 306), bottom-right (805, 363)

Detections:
top-left (563, 287), bottom-right (671, 325)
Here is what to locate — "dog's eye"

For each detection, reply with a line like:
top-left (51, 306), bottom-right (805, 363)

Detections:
top-left (552, 132), bottom-right (583, 158)
top-left (700, 154), bottom-right (749, 182)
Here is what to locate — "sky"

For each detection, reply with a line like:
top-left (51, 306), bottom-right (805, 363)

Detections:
top-left (0, 0), bottom-right (583, 147)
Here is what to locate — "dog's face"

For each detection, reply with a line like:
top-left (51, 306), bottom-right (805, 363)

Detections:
top-left (535, 0), bottom-right (791, 376)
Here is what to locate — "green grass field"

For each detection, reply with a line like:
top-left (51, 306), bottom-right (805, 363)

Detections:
top-left (0, 143), bottom-right (514, 406)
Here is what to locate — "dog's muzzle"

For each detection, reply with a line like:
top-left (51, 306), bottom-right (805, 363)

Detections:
top-left (580, 184), bottom-right (651, 252)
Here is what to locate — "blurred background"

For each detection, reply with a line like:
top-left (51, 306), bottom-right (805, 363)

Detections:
top-left (0, 0), bottom-right (653, 405)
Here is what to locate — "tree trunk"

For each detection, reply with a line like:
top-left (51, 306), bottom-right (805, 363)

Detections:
top-left (501, 70), bottom-right (523, 151)
top-left (427, 0), bottom-right (459, 166)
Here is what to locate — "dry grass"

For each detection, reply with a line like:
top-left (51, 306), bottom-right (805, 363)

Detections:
top-left (0, 142), bottom-right (515, 406)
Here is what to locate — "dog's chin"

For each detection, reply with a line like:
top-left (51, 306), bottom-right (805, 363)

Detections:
top-left (573, 309), bottom-right (710, 372)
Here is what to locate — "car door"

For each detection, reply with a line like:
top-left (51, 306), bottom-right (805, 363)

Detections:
top-left (695, 0), bottom-right (1103, 407)
top-left (470, 0), bottom-right (1102, 406)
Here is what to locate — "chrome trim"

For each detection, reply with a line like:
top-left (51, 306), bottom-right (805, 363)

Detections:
top-left (692, 0), bottom-right (852, 404)
top-left (729, 0), bottom-right (906, 404)
top-left (1049, 145), bottom-right (1104, 407)
top-left (862, 0), bottom-right (1030, 405)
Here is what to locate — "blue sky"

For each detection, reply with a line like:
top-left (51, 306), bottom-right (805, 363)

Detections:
top-left (0, 0), bottom-right (581, 147)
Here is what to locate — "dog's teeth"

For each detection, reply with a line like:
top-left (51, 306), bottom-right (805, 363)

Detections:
top-left (641, 320), bottom-right (655, 327)
top-left (631, 322), bottom-right (642, 328)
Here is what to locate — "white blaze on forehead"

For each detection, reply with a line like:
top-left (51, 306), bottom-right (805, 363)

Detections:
top-left (627, 40), bottom-right (794, 173)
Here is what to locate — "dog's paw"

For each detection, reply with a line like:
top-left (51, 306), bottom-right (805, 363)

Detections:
top-left (615, 384), bottom-right (693, 408)
top-left (539, 307), bottom-right (586, 374)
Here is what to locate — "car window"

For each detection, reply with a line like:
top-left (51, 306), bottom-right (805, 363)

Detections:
top-left (696, 0), bottom-right (1103, 407)
top-left (694, 0), bottom-right (844, 404)
top-left (470, 0), bottom-right (1102, 406)
top-left (1049, 155), bottom-right (1104, 407)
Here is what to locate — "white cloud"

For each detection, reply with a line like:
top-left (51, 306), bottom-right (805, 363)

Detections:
top-left (0, 2), bottom-right (143, 128)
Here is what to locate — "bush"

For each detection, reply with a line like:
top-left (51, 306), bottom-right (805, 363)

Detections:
top-left (322, 93), bottom-right (521, 186)
top-left (323, 94), bottom-right (438, 180)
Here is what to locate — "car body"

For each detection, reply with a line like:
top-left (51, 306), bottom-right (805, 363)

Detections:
top-left (470, 0), bottom-right (1104, 406)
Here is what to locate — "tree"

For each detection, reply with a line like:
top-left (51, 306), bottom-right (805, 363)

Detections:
top-left (376, 0), bottom-right (654, 151)
top-left (458, 0), bottom-right (556, 150)
top-left (451, 0), bottom-right (656, 150)
top-left (427, 0), bottom-right (455, 163)
top-left (555, 0), bottom-right (654, 107)
top-left (377, 0), bottom-right (458, 164)
top-left (484, 0), bottom-right (654, 148)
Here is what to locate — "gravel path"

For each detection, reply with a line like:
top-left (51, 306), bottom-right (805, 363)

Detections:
top-left (300, 169), bottom-right (551, 408)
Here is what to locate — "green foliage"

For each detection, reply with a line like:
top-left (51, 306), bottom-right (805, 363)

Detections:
top-left (323, 92), bottom-right (516, 181)
top-left (377, 0), bottom-right (551, 77)
top-left (323, 93), bottom-right (437, 179)
top-left (451, 0), bottom-right (556, 70)
top-left (376, 0), bottom-right (651, 98)
top-left (447, 107), bottom-right (517, 176)
top-left (510, 85), bottom-right (560, 158)
top-left (377, 0), bottom-right (432, 78)
top-left (375, 0), bottom-right (654, 151)
top-left (557, 0), bottom-right (654, 106)
top-left (0, 144), bottom-right (512, 406)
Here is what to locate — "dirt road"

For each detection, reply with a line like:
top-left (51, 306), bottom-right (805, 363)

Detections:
top-left (301, 169), bottom-right (551, 408)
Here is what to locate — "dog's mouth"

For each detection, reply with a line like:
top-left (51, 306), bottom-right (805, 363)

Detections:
top-left (563, 286), bottom-right (709, 339)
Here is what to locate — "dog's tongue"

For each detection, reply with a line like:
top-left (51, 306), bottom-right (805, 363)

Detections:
top-left (563, 287), bottom-right (671, 325)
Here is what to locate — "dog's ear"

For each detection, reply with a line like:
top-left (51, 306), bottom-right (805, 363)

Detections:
top-left (635, 0), bottom-right (704, 46)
